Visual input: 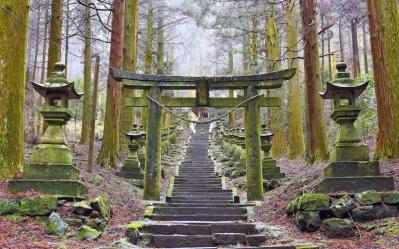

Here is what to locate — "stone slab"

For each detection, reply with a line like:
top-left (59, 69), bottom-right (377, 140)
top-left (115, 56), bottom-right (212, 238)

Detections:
top-left (315, 176), bottom-right (394, 194)
top-left (324, 161), bottom-right (380, 177)
top-left (23, 164), bottom-right (80, 180)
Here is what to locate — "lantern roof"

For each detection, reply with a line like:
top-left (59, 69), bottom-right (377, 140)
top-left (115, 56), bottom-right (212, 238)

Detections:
top-left (320, 62), bottom-right (369, 99)
top-left (32, 62), bottom-right (83, 99)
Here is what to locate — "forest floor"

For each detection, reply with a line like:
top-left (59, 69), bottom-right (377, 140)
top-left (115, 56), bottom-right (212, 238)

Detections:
top-left (1, 133), bottom-right (399, 249)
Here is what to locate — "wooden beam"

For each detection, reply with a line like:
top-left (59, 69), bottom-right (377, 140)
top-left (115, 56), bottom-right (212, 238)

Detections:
top-left (111, 67), bottom-right (296, 90)
top-left (126, 96), bottom-right (281, 108)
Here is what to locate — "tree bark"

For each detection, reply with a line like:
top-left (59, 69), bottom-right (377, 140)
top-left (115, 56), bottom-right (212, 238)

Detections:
top-left (367, 0), bottom-right (399, 158)
top-left (351, 18), bottom-right (361, 78)
top-left (362, 20), bottom-right (369, 74)
top-left (120, 0), bottom-right (139, 151)
top-left (80, 0), bottom-right (92, 144)
top-left (97, 0), bottom-right (124, 168)
top-left (338, 18), bottom-right (345, 61)
top-left (0, 0), bottom-right (29, 179)
top-left (88, 55), bottom-right (100, 172)
top-left (47, 0), bottom-right (63, 76)
top-left (286, 0), bottom-right (305, 159)
top-left (300, 0), bottom-right (329, 163)
top-left (266, 7), bottom-right (287, 158)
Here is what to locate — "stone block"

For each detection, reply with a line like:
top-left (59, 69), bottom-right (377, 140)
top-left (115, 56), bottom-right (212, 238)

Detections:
top-left (294, 211), bottom-right (321, 232)
top-left (382, 192), bottom-right (399, 205)
top-left (330, 144), bottom-right (369, 162)
top-left (213, 233), bottom-right (246, 245)
top-left (323, 218), bottom-right (357, 238)
top-left (350, 206), bottom-right (375, 221)
top-left (323, 161), bottom-right (380, 177)
top-left (23, 164), bottom-right (80, 180)
top-left (354, 190), bottom-right (382, 205)
top-left (32, 144), bottom-right (73, 165)
top-left (374, 204), bottom-right (399, 219)
top-left (315, 176), bottom-right (394, 194)
top-left (297, 194), bottom-right (330, 211)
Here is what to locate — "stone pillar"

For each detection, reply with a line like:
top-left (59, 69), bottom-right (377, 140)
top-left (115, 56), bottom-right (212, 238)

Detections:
top-left (244, 86), bottom-right (264, 201)
top-left (143, 86), bottom-right (162, 201)
top-left (261, 124), bottom-right (285, 180)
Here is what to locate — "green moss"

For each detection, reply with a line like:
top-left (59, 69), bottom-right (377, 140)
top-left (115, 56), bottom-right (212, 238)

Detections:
top-left (144, 206), bottom-right (153, 218)
top-left (355, 190), bottom-right (382, 205)
top-left (0, 199), bottom-right (19, 215)
top-left (18, 196), bottom-right (58, 216)
top-left (90, 196), bottom-right (111, 220)
top-left (90, 175), bottom-right (102, 186)
top-left (76, 225), bottom-right (101, 240)
top-left (4, 214), bottom-right (23, 222)
top-left (382, 191), bottom-right (399, 204)
top-left (286, 198), bottom-right (299, 217)
top-left (297, 194), bottom-right (330, 211)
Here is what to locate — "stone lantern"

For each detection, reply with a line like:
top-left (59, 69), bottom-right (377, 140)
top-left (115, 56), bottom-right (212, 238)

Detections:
top-left (260, 124), bottom-right (285, 179)
top-left (9, 63), bottom-right (88, 197)
top-left (117, 123), bottom-right (146, 179)
top-left (316, 62), bottom-right (394, 193)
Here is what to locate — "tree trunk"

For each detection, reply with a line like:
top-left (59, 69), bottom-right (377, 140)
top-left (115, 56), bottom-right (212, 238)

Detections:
top-left (30, 6), bottom-right (41, 139)
top-left (37, 2), bottom-right (49, 135)
top-left (321, 14), bottom-right (325, 82)
top-left (47, 0), bottom-right (63, 75)
top-left (300, 0), bottom-right (329, 163)
top-left (338, 19), bottom-right (345, 61)
top-left (120, 0), bottom-right (139, 151)
top-left (157, 17), bottom-right (164, 74)
top-left (88, 55), bottom-right (100, 172)
top-left (351, 18), bottom-right (361, 78)
top-left (142, 0), bottom-right (154, 130)
top-left (286, 0), bottom-right (305, 159)
top-left (64, 0), bottom-right (70, 77)
top-left (367, 0), bottom-right (399, 158)
top-left (97, 0), bottom-right (124, 168)
top-left (0, 0), bottom-right (29, 179)
top-left (251, 17), bottom-right (258, 71)
top-left (79, 0), bottom-right (92, 144)
top-left (362, 20), bottom-right (369, 74)
top-left (228, 43), bottom-right (235, 127)
top-left (266, 7), bottom-right (287, 158)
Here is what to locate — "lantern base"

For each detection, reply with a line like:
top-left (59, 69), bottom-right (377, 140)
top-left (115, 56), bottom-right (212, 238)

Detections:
top-left (116, 159), bottom-right (144, 179)
top-left (330, 144), bottom-right (369, 162)
top-left (315, 176), bottom-right (394, 194)
top-left (262, 159), bottom-right (285, 180)
top-left (9, 179), bottom-right (88, 198)
top-left (32, 144), bottom-right (73, 165)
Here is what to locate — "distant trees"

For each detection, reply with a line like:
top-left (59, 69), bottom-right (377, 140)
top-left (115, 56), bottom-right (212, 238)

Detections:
top-left (0, 0), bottom-right (30, 178)
top-left (47, 0), bottom-right (63, 76)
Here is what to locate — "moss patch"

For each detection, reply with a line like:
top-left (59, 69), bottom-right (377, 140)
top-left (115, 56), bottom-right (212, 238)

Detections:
top-left (297, 194), bottom-right (330, 211)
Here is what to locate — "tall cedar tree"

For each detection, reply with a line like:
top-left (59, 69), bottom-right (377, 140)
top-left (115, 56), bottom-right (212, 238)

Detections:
top-left (228, 43), bottom-right (235, 127)
top-left (142, 0), bottom-right (154, 130)
top-left (300, 0), bottom-right (329, 163)
top-left (286, 0), bottom-right (305, 159)
top-left (0, 0), bottom-right (29, 178)
top-left (367, 0), bottom-right (399, 158)
top-left (97, 0), bottom-right (124, 168)
top-left (47, 0), bottom-right (63, 76)
top-left (120, 0), bottom-right (139, 151)
top-left (80, 0), bottom-right (92, 144)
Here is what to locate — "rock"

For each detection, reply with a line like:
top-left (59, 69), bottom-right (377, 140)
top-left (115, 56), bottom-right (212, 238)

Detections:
top-left (46, 212), bottom-right (69, 236)
top-left (330, 195), bottom-right (357, 218)
top-left (0, 199), bottom-right (19, 215)
top-left (294, 211), bottom-right (321, 232)
top-left (86, 218), bottom-right (106, 231)
top-left (213, 233), bottom-right (246, 245)
top-left (297, 194), bottom-right (330, 211)
top-left (89, 210), bottom-right (101, 219)
top-left (323, 218), bottom-right (357, 238)
top-left (286, 198), bottom-right (299, 217)
top-left (231, 168), bottom-right (246, 178)
top-left (5, 214), bottom-right (24, 222)
top-left (64, 218), bottom-right (83, 227)
top-left (355, 190), bottom-right (382, 206)
top-left (90, 175), bottom-right (102, 186)
top-left (132, 180), bottom-right (144, 188)
top-left (111, 237), bottom-right (136, 248)
top-left (18, 196), bottom-right (58, 216)
top-left (382, 192), bottom-right (399, 205)
top-left (263, 179), bottom-right (281, 192)
top-left (374, 204), bottom-right (399, 219)
top-left (350, 206), bottom-right (376, 221)
top-left (73, 201), bottom-right (93, 216)
top-left (126, 222), bottom-right (144, 244)
top-left (90, 196), bottom-right (111, 220)
top-left (76, 225), bottom-right (101, 241)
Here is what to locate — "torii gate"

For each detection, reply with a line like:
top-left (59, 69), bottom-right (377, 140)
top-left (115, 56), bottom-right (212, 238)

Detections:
top-left (111, 68), bottom-right (295, 202)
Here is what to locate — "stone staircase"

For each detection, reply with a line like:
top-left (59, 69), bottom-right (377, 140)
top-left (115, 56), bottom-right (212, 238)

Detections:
top-left (133, 124), bottom-right (315, 249)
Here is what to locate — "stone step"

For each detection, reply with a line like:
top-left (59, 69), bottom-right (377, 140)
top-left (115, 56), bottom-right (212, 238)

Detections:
top-left (172, 193), bottom-right (233, 198)
top-left (152, 203), bottom-right (252, 208)
top-left (173, 184), bottom-right (222, 188)
top-left (152, 207), bottom-right (246, 215)
top-left (141, 223), bottom-right (256, 235)
top-left (148, 214), bottom-right (247, 221)
top-left (172, 190), bottom-right (232, 195)
top-left (168, 200), bottom-right (232, 205)
top-left (169, 196), bottom-right (232, 202)
top-left (174, 180), bottom-right (221, 184)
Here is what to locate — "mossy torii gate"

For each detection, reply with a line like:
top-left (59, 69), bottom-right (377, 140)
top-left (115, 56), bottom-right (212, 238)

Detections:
top-left (111, 68), bottom-right (295, 202)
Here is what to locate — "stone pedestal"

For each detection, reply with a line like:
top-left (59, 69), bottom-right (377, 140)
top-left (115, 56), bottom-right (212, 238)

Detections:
top-left (9, 63), bottom-right (87, 198)
top-left (260, 125), bottom-right (285, 180)
top-left (315, 62), bottom-right (394, 194)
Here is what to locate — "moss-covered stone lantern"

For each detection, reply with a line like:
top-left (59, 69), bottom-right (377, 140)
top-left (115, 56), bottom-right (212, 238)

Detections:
top-left (9, 63), bottom-right (88, 197)
top-left (260, 124), bottom-right (285, 179)
top-left (117, 123), bottom-right (146, 179)
top-left (316, 62), bottom-right (394, 193)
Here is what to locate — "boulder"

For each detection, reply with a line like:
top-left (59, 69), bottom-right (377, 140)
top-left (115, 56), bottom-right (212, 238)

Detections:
top-left (323, 218), bottom-right (357, 238)
top-left (90, 196), bottom-right (111, 220)
top-left (374, 204), bottom-right (399, 219)
top-left (18, 196), bottom-right (58, 216)
top-left (90, 175), bottom-right (102, 186)
top-left (330, 195), bottom-right (357, 218)
top-left (354, 190), bottom-right (382, 206)
top-left (286, 198), bottom-right (299, 217)
top-left (86, 218), bottom-right (106, 231)
top-left (64, 218), bottom-right (83, 227)
top-left (46, 212), bottom-right (69, 236)
top-left (382, 192), bottom-right (399, 205)
top-left (297, 194), bottom-right (330, 211)
top-left (111, 237), bottom-right (136, 248)
top-left (126, 222), bottom-right (144, 244)
top-left (350, 206), bottom-right (376, 221)
top-left (0, 199), bottom-right (19, 215)
top-left (76, 225), bottom-right (101, 240)
top-left (73, 201), bottom-right (93, 216)
top-left (263, 179), bottom-right (281, 192)
top-left (294, 211), bottom-right (321, 232)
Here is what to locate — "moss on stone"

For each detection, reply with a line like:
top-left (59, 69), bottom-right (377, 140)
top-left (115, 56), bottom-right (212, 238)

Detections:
top-left (144, 206), bottom-right (154, 218)
top-left (286, 198), bottom-right (299, 217)
top-left (76, 225), bottom-right (101, 241)
top-left (294, 211), bottom-right (321, 232)
top-left (382, 191), bottom-right (399, 205)
top-left (126, 221), bottom-right (144, 244)
top-left (18, 196), bottom-right (58, 216)
top-left (323, 218), bottom-right (356, 238)
top-left (0, 199), bottom-right (19, 215)
top-left (355, 190), bottom-right (382, 205)
top-left (90, 196), bottom-right (111, 220)
top-left (297, 194), bottom-right (330, 211)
